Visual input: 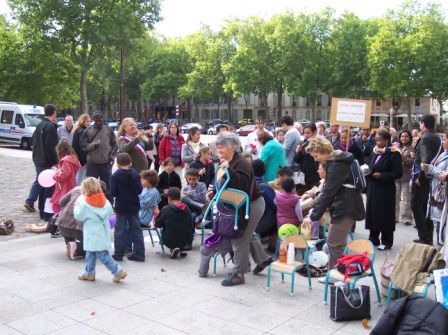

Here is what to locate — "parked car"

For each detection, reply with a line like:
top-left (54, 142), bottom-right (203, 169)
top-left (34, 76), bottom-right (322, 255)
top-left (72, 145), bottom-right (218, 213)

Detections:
top-left (297, 119), bottom-right (311, 126)
top-left (106, 120), bottom-right (119, 131)
top-left (236, 124), bottom-right (256, 136)
top-left (0, 102), bottom-right (45, 150)
top-left (181, 123), bottom-right (202, 134)
top-left (239, 119), bottom-right (253, 126)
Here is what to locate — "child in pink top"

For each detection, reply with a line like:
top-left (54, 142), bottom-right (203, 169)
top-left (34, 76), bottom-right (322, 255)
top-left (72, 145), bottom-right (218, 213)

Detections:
top-left (275, 177), bottom-right (303, 227)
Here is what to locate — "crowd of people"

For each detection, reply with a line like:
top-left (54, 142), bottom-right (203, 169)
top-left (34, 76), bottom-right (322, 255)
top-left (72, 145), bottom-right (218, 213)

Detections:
top-left (22, 105), bottom-right (448, 286)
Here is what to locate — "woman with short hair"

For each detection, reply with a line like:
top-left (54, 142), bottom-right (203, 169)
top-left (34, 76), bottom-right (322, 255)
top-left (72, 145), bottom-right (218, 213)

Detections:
top-left (209, 132), bottom-right (272, 286)
top-left (302, 137), bottom-right (365, 270)
top-left (117, 117), bottom-right (153, 173)
top-left (365, 129), bottom-right (403, 250)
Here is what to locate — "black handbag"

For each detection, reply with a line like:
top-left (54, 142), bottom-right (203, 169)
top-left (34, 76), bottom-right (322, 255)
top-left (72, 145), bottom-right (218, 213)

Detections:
top-left (330, 285), bottom-right (371, 321)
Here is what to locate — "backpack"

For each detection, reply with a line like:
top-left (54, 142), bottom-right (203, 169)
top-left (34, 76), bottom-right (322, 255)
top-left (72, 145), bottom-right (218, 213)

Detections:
top-left (334, 252), bottom-right (371, 282)
top-left (349, 159), bottom-right (367, 193)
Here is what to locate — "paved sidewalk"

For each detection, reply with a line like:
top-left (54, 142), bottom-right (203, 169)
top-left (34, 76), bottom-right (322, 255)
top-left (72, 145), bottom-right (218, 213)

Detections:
top-left (0, 145), bottom-right (435, 334)
top-left (0, 222), bottom-right (428, 335)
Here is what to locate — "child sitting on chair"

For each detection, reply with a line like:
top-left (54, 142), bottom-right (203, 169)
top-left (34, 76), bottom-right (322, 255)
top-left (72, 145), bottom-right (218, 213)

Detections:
top-left (157, 158), bottom-right (182, 210)
top-left (139, 170), bottom-right (161, 227)
top-left (154, 187), bottom-right (193, 259)
top-left (275, 176), bottom-right (303, 227)
top-left (269, 166), bottom-right (296, 194)
top-left (182, 168), bottom-right (207, 227)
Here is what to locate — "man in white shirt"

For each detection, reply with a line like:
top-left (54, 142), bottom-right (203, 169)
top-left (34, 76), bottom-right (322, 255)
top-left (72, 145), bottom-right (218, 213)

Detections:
top-left (281, 115), bottom-right (301, 168)
top-left (243, 118), bottom-right (272, 160)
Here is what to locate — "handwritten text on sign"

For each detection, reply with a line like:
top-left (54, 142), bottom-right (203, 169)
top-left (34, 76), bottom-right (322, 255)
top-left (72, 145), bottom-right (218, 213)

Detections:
top-left (336, 101), bottom-right (367, 123)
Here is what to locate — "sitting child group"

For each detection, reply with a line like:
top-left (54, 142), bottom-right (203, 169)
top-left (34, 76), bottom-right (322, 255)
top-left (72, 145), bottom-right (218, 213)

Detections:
top-left (67, 150), bottom-right (313, 283)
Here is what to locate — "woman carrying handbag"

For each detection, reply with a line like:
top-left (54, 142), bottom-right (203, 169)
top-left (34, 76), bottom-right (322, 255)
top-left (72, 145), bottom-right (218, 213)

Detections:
top-left (421, 132), bottom-right (448, 246)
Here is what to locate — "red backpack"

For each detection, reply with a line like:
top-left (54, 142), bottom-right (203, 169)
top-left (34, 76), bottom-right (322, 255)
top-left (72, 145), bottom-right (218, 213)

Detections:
top-left (334, 252), bottom-right (371, 282)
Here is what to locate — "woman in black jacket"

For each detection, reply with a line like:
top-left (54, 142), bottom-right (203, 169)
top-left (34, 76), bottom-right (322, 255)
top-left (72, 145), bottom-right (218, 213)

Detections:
top-left (293, 123), bottom-right (320, 195)
top-left (366, 129), bottom-right (403, 250)
top-left (209, 132), bottom-right (272, 286)
top-left (71, 113), bottom-right (91, 185)
top-left (302, 137), bottom-right (365, 269)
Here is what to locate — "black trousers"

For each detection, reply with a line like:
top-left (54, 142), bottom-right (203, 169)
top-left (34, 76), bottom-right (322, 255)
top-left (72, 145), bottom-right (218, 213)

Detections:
top-left (59, 227), bottom-right (85, 257)
top-left (369, 229), bottom-right (394, 248)
top-left (86, 162), bottom-right (112, 192)
top-left (411, 177), bottom-right (433, 244)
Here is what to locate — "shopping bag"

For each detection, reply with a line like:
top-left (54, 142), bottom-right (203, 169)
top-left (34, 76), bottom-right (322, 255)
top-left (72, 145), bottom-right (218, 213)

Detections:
top-left (330, 285), bottom-right (371, 321)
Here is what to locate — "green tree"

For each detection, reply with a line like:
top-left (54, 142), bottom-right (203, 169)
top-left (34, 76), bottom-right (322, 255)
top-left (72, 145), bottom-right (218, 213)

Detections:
top-left (140, 38), bottom-right (192, 118)
top-left (9, 0), bottom-right (161, 114)
top-left (295, 9), bottom-right (333, 121)
top-left (327, 13), bottom-right (377, 99)
top-left (0, 18), bottom-right (78, 107)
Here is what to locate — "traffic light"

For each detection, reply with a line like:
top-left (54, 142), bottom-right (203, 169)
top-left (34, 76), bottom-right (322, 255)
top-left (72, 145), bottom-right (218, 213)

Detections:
top-left (176, 105), bottom-right (180, 117)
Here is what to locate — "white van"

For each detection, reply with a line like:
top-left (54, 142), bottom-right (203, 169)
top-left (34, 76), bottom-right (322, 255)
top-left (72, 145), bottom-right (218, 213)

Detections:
top-left (0, 102), bottom-right (45, 150)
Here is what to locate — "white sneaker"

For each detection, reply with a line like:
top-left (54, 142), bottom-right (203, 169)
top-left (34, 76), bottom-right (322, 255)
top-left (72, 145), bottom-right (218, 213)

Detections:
top-left (66, 241), bottom-right (77, 260)
top-left (377, 244), bottom-right (390, 251)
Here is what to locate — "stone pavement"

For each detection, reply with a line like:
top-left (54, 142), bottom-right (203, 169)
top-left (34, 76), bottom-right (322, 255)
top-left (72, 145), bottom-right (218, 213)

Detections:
top-left (0, 145), bottom-right (435, 335)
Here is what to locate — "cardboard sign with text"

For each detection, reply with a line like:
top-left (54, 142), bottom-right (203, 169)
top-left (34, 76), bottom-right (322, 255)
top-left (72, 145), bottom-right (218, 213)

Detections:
top-left (330, 98), bottom-right (372, 128)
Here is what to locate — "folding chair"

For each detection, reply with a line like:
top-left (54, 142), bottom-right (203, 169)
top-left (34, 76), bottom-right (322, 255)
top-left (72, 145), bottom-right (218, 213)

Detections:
top-left (387, 278), bottom-right (433, 305)
top-left (201, 166), bottom-right (250, 245)
top-left (323, 239), bottom-right (382, 305)
top-left (266, 235), bottom-right (312, 296)
top-left (141, 226), bottom-right (165, 253)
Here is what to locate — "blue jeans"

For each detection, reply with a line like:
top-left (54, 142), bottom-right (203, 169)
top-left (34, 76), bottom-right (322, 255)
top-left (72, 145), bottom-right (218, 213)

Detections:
top-left (84, 250), bottom-right (121, 276)
top-left (76, 166), bottom-right (87, 185)
top-left (114, 214), bottom-right (145, 260)
top-left (26, 165), bottom-right (46, 204)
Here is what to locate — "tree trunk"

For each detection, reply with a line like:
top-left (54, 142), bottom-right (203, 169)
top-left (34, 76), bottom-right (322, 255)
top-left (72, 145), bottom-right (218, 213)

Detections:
top-left (260, 94), bottom-right (268, 120)
top-left (406, 96), bottom-right (412, 127)
top-left (277, 88), bottom-right (282, 122)
top-left (227, 94), bottom-right (232, 122)
top-left (311, 99), bottom-right (317, 121)
top-left (80, 68), bottom-right (89, 115)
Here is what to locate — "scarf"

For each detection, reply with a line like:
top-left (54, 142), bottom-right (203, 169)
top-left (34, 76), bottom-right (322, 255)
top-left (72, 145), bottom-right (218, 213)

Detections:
top-left (86, 193), bottom-right (107, 208)
top-left (189, 141), bottom-right (201, 155)
top-left (373, 145), bottom-right (399, 165)
top-left (373, 145), bottom-right (400, 155)
top-left (120, 135), bottom-right (146, 158)
top-left (169, 134), bottom-right (182, 166)
top-left (339, 139), bottom-right (355, 152)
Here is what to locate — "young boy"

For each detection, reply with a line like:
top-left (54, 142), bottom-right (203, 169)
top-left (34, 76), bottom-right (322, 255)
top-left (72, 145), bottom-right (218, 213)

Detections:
top-left (157, 158), bottom-right (182, 210)
top-left (154, 187), bottom-right (194, 259)
top-left (139, 170), bottom-right (161, 227)
top-left (111, 153), bottom-right (145, 262)
top-left (268, 166), bottom-right (296, 193)
top-left (182, 168), bottom-right (207, 224)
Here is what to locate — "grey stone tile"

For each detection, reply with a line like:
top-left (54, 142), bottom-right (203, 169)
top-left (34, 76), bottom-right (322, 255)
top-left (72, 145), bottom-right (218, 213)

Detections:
top-left (154, 287), bottom-right (214, 308)
top-left (124, 322), bottom-right (187, 335)
top-left (83, 310), bottom-right (151, 334)
top-left (0, 324), bottom-right (25, 335)
top-left (48, 323), bottom-right (108, 335)
top-left (26, 288), bottom-right (87, 310)
top-left (54, 298), bottom-right (118, 322)
top-left (124, 298), bottom-right (184, 321)
top-left (270, 319), bottom-right (335, 335)
top-left (159, 309), bottom-right (261, 335)
top-left (233, 305), bottom-right (293, 331)
top-left (7, 310), bottom-right (77, 335)
top-left (294, 304), bottom-right (346, 331)
top-left (0, 295), bottom-right (41, 324)
top-left (192, 297), bottom-right (251, 320)
top-left (127, 279), bottom-right (181, 297)
top-left (93, 288), bottom-right (150, 309)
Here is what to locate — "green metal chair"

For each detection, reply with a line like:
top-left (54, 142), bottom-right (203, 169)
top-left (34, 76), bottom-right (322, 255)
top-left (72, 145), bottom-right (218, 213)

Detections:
top-left (266, 235), bottom-right (312, 296)
top-left (386, 277), bottom-right (433, 305)
top-left (141, 226), bottom-right (165, 253)
top-left (323, 238), bottom-right (382, 305)
top-left (201, 166), bottom-right (250, 245)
